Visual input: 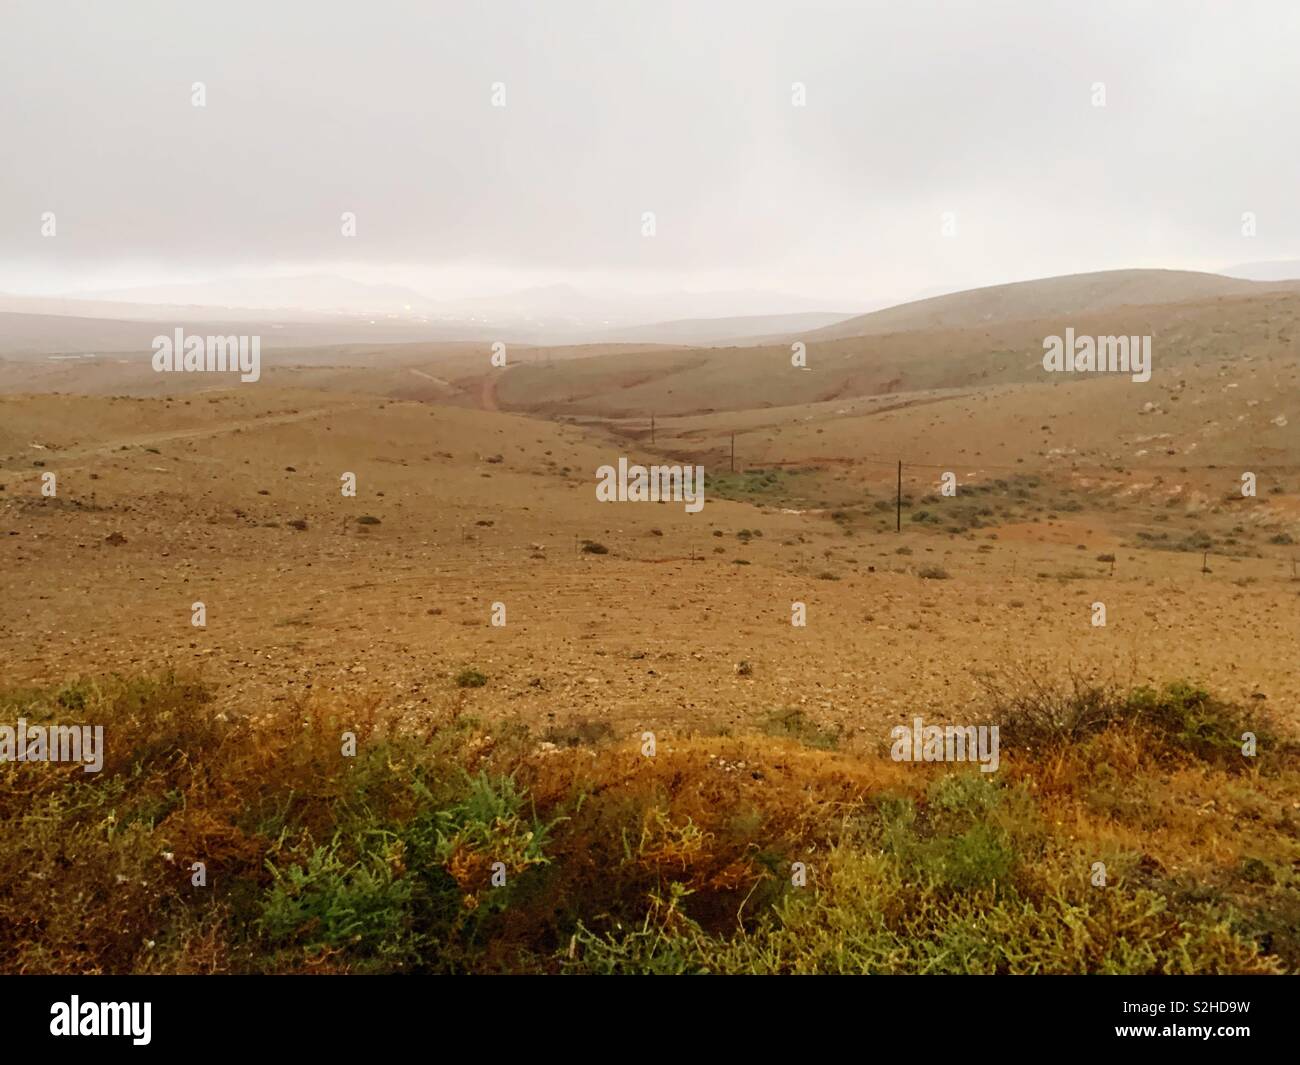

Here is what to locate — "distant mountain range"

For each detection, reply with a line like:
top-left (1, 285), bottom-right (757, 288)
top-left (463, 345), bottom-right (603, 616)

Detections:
top-left (0, 275), bottom-right (864, 350)
top-left (4, 262), bottom-right (1300, 355)
top-left (48, 275), bottom-right (855, 332)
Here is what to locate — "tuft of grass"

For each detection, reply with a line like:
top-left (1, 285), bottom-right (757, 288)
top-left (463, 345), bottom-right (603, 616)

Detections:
top-left (454, 668), bottom-right (487, 689)
top-left (542, 719), bottom-right (616, 747)
top-left (761, 707), bottom-right (839, 750)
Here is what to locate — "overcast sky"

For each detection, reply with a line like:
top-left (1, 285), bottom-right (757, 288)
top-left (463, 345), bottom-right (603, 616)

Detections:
top-left (3, 0), bottom-right (1299, 309)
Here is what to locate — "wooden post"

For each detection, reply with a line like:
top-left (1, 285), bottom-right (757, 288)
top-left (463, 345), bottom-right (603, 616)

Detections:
top-left (650, 413), bottom-right (655, 445)
top-left (730, 433), bottom-right (735, 473)
top-left (896, 460), bottom-right (902, 533)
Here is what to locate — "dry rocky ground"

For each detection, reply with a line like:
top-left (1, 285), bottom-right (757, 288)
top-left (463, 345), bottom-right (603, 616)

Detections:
top-left (3, 346), bottom-right (1298, 750)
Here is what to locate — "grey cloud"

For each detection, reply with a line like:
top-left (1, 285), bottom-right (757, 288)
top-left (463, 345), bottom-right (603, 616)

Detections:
top-left (2, 0), bottom-right (1297, 303)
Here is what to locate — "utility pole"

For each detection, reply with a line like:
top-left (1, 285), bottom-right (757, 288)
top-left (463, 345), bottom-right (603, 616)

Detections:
top-left (896, 460), bottom-right (902, 533)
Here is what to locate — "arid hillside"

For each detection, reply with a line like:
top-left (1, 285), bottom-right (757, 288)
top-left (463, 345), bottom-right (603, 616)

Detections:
top-left (487, 284), bottom-right (1300, 417)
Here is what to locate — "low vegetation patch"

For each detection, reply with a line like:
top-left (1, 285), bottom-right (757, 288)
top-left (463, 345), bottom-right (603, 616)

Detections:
top-left (760, 706), bottom-right (840, 750)
top-left (454, 668), bottom-right (487, 689)
top-left (0, 672), bottom-right (1294, 974)
top-left (704, 468), bottom-right (818, 507)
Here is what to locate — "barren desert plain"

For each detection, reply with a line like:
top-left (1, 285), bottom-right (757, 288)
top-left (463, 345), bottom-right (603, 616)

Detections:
top-left (3, 269), bottom-right (1299, 974)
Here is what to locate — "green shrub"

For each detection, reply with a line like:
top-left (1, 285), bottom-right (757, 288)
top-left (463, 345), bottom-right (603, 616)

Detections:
top-left (455, 668), bottom-right (487, 689)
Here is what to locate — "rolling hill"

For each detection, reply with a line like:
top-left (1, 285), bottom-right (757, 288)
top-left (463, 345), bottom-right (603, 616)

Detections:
top-left (800, 269), bottom-right (1300, 342)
